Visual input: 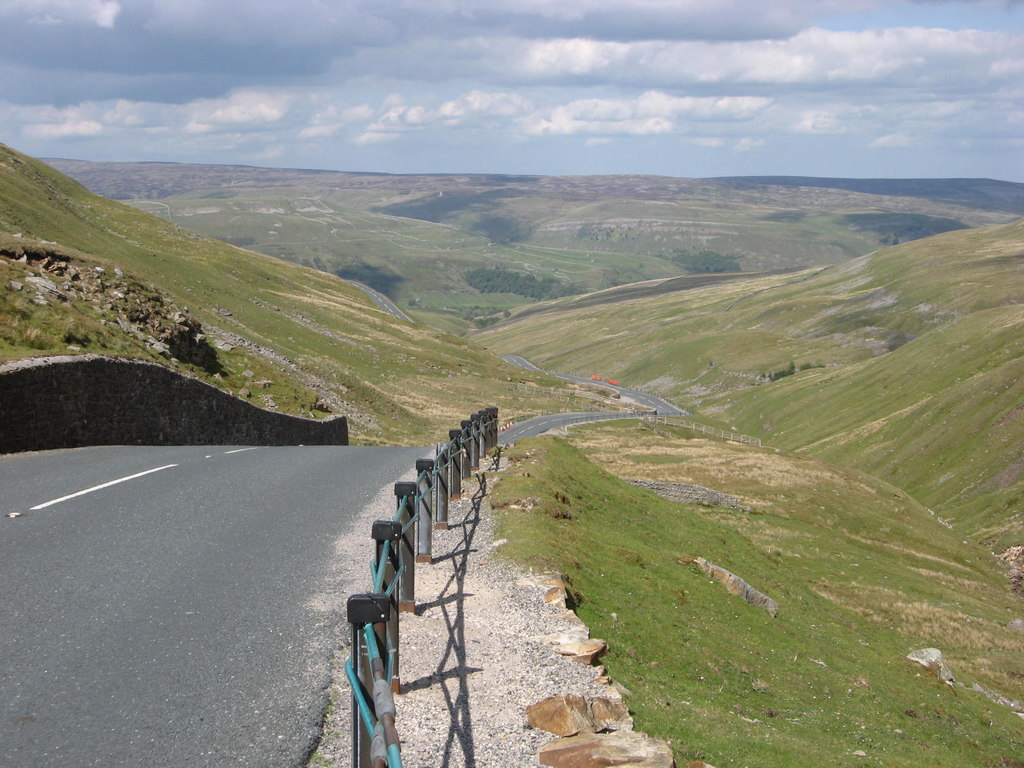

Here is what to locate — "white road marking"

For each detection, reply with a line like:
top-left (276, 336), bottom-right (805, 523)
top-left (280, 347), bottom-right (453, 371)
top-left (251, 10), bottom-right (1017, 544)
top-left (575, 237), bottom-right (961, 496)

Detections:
top-left (30, 464), bottom-right (179, 510)
top-left (223, 448), bottom-right (259, 455)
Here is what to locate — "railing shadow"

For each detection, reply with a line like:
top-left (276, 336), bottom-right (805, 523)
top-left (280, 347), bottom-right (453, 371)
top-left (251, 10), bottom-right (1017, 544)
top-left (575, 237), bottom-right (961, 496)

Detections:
top-left (418, 475), bottom-right (489, 767)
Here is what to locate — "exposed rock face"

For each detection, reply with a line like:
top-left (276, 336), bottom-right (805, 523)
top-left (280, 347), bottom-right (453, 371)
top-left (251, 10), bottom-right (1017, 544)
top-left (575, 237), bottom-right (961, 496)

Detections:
top-left (998, 546), bottom-right (1024, 595)
top-left (628, 479), bottom-right (750, 512)
top-left (539, 731), bottom-right (675, 768)
top-left (2, 241), bottom-right (218, 370)
top-left (527, 693), bottom-right (633, 737)
top-left (693, 557), bottom-right (778, 617)
top-left (906, 648), bottom-right (955, 685)
top-left (527, 695), bottom-right (594, 737)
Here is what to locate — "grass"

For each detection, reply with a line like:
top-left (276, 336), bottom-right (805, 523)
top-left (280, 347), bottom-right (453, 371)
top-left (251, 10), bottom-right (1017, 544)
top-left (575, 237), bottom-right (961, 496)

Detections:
top-left (52, 159), bottom-right (1023, 333)
top-left (0, 143), bottom-right (554, 444)
top-left (490, 426), bottom-right (1024, 767)
top-left (478, 220), bottom-right (1024, 546)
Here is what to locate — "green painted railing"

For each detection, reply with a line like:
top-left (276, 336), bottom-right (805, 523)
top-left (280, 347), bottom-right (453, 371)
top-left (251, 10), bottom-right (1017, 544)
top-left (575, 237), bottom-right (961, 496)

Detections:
top-left (344, 407), bottom-right (498, 768)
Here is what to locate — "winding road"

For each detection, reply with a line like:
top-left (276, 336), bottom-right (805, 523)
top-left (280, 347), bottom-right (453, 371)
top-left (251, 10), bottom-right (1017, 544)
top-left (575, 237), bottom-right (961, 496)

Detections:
top-left (0, 443), bottom-right (425, 768)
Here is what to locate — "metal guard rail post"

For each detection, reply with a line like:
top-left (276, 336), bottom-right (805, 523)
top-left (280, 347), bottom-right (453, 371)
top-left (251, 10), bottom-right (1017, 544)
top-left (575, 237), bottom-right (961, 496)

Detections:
top-left (345, 408), bottom-right (495, 768)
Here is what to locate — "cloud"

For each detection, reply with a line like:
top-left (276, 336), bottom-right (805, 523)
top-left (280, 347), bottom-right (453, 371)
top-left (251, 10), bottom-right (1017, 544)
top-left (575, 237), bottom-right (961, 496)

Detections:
top-left (523, 91), bottom-right (772, 136)
top-left (12, 0), bottom-right (121, 28)
top-left (185, 91), bottom-right (290, 133)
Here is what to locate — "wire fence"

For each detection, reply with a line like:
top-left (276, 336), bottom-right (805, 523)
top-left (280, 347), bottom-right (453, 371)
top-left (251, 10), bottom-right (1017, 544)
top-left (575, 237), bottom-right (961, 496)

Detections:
top-left (344, 407), bottom-right (499, 768)
top-left (642, 415), bottom-right (762, 446)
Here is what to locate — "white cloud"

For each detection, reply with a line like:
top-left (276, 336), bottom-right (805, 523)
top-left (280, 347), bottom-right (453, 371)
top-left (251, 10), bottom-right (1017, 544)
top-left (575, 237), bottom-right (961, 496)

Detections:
top-left (523, 91), bottom-right (772, 136)
top-left (507, 26), bottom-right (1023, 89)
top-left (734, 136), bottom-right (766, 152)
top-left (10, 0), bottom-right (121, 28)
top-left (870, 132), bottom-right (915, 148)
top-left (186, 91), bottom-right (290, 133)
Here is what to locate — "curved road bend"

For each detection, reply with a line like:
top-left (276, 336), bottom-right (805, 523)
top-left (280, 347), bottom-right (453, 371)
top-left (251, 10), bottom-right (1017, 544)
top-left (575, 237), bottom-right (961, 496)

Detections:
top-left (502, 354), bottom-right (688, 416)
top-left (0, 443), bottom-right (426, 768)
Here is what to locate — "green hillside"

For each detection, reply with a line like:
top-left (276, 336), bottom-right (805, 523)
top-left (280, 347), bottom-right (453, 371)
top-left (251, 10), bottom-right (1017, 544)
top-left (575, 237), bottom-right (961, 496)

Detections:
top-left (48, 159), bottom-right (1024, 330)
top-left (492, 428), bottom-right (1024, 767)
top-left (0, 143), bottom-right (554, 444)
top-left (478, 221), bottom-right (1024, 545)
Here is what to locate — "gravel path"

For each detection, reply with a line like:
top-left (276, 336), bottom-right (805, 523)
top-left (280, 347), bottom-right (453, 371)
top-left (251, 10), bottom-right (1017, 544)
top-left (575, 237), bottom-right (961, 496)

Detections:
top-left (312, 465), bottom-right (612, 767)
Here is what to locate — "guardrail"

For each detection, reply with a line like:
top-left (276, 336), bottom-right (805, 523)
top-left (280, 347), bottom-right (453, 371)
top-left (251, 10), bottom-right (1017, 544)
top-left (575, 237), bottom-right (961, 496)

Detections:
top-left (643, 415), bottom-right (762, 447)
top-left (345, 407), bottom-right (499, 768)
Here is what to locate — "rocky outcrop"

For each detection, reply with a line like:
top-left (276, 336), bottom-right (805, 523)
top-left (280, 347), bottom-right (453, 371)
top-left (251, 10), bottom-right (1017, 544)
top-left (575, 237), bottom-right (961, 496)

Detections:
top-left (628, 479), bottom-right (750, 512)
top-left (0, 355), bottom-right (347, 453)
top-left (522, 572), bottom-right (674, 765)
top-left (693, 557), bottom-right (779, 617)
top-left (539, 731), bottom-right (676, 768)
top-left (527, 694), bottom-right (632, 737)
top-left (906, 648), bottom-right (955, 685)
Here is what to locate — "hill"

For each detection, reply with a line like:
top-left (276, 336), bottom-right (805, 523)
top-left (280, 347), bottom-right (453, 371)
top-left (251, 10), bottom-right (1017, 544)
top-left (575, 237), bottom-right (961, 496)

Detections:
top-left (491, 426), bottom-right (1024, 767)
top-left (477, 220), bottom-right (1024, 546)
top-left (48, 159), bottom-right (1024, 329)
top-left (0, 143), bottom-right (554, 444)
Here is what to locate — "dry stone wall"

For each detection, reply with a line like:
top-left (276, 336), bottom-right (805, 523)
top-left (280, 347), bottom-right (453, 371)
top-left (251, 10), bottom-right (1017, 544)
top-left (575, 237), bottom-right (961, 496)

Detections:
top-left (0, 354), bottom-right (347, 453)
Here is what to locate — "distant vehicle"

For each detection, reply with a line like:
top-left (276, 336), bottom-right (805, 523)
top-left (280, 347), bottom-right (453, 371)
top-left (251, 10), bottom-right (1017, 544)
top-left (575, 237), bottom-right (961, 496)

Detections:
top-left (607, 379), bottom-right (619, 386)
top-left (590, 374), bottom-right (602, 381)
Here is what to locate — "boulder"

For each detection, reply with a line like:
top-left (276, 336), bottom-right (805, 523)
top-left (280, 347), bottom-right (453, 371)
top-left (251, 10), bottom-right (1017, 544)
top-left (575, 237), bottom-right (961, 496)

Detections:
top-left (554, 638), bottom-right (607, 664)
top-left (590, 696), bottom-right (633, 732)
top-left (694, 558), bottom-right (778, 617)
top-left (906, 648), bottom-right (955, 684)
top-left (528, 694), bottom-right (634, 737)
top-left (1009, 619), bottom-right (1024, 632)
top-left (539, 731), bottom-right (675, 768)
top-left (527, 695), bottom-right (593, 737)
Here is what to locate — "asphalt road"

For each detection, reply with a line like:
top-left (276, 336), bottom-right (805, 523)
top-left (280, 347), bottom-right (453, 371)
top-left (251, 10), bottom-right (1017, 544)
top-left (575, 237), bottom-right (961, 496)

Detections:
top-left (0, 443), bottom-right (426, 768)
top-left (502, 355), bottom-right (688, 416)
top-left (498, 411), bottom-right (637, 443)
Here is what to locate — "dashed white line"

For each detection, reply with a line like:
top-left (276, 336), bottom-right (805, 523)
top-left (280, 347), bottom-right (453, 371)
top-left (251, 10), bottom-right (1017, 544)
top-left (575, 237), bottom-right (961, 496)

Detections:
top-left (30, 464), bottom-right (179, 510)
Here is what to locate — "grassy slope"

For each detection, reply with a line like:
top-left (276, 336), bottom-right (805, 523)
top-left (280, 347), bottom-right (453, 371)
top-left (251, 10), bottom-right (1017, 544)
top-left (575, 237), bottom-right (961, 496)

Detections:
top-left (479, 221), bottom-right (1024, 543)
top-left (492, 428), bottom-right (1024, 767)
top-left (49, 160), bottom-right (1023, 329)
top-left (0, 143), bottom-right (551, 444)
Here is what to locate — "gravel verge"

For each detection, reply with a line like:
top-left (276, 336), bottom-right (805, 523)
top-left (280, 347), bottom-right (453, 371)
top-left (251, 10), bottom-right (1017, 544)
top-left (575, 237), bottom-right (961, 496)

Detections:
top-left (311, 465), bottom-right (611, 767)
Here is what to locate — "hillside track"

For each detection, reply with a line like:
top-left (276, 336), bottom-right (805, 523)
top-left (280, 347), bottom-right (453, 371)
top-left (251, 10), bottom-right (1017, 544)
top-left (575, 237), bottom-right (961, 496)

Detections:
top-left (0, 443), bottom-right (426, 768)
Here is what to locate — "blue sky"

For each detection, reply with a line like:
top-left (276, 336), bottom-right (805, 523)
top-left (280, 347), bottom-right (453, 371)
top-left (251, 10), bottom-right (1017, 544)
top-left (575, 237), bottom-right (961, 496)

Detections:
top-left (0, 0), bottom-right (1021, 180)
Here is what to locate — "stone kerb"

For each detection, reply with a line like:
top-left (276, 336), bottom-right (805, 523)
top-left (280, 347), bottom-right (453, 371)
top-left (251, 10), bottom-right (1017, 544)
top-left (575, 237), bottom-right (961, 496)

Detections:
top-left (0, 354), bottom-right (348, 453)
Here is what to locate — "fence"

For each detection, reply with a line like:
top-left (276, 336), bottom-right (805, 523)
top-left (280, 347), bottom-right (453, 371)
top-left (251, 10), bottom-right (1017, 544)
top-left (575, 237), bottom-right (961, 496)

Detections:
top-left (345, 407), bottom-right (499, 768)
top-left (642, 415), bottom-right (762, 447)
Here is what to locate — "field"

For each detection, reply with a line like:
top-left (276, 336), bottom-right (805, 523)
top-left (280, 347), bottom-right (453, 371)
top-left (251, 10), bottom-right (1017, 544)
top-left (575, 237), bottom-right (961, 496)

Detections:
top-left (491, 426), bottom-right (1024, 767)
top-left (49, 159), bottom-right (1024, 330)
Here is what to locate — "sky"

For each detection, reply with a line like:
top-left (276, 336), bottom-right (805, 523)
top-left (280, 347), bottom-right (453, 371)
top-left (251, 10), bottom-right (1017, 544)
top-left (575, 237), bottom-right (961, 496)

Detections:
top-left (0, 0), bottom-right (1021, 180)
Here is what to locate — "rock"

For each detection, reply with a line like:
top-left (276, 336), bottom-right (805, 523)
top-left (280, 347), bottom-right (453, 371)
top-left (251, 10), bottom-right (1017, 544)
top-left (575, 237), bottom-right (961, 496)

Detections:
top-left (686, 763), bottom-right (718, 768)
top-left (253, 378), bottom-right (273, 390)
top-left (527, 695), bottom-right (593, 737)
top-left (694, 557), bottom-right (778, 617)
top-left (590, 696), bottom-right (633, 732)
top-left (9, 280), bottom-right (23, 291)
top-left (539, 731), bottom-right (675, 768)
top-left (25, 275), bottom-right (68, 302)
top-left (554, 638), bottom-right (607, 664)
top-left (1009, 619), bottom-right (1024, 632)
top-left (906, 648), bottom-right (955, 684)
top-left (537, 629), bottom-right (590, 646)
top-left (528, 694), bottom-right (634, 737)
top-left (853, 750), bottom-right (867, 757)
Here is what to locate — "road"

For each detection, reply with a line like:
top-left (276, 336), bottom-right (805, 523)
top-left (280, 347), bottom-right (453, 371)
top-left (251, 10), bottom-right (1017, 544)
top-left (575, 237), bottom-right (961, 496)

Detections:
top-left (348, 281), bottom-right (414, 323)
top-left (0, 443), bottom-right (426, 768)
top-left (502, 355), bottom-right (688, 416)
top-left (498, 411), bottom-right (640, 443)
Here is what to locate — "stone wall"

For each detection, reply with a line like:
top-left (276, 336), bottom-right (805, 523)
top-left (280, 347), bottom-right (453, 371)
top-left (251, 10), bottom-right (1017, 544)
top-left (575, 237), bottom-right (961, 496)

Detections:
top-left (0, 355), bottom-right (347, 453)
